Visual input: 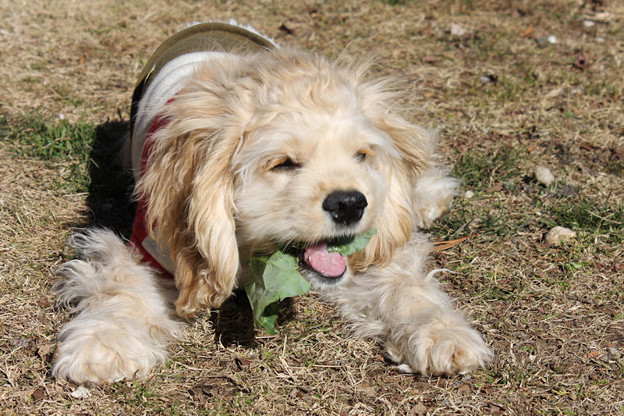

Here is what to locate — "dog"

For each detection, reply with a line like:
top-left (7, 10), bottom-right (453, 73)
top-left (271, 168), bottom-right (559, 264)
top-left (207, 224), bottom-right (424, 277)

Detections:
top-left (52, 21), bottom-right (492, 384)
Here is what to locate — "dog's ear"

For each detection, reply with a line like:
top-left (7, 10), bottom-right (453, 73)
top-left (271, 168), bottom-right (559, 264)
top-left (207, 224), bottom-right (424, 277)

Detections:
top-left (351, 108), bottom-right (434, 271)
top-left (137, 92), bottom-right (241, 318)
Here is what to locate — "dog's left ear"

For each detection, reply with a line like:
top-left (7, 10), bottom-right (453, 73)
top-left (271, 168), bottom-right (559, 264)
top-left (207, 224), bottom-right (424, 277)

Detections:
top-left (351, 106), bottom-right (434, 271)
top-left (138, 89), bottom-right (242, 318)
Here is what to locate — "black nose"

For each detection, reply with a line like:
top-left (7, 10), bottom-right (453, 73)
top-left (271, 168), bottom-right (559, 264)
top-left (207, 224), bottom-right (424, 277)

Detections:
top-left (322, 190), bottom-right (368, 226)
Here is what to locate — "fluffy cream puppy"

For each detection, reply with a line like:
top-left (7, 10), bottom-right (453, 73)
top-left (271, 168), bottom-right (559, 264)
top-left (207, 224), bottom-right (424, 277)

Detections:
top-left (52, 22), bottom-right (492, 384)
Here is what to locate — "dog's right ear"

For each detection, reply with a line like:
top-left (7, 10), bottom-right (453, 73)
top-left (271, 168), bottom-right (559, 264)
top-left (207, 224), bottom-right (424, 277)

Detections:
top-left (137, 88), bottom-right (242, 318)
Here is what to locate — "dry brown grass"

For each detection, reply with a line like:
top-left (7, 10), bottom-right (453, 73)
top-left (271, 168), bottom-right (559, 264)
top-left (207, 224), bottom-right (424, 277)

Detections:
top-left (1, 0), bottom-right (623, 414)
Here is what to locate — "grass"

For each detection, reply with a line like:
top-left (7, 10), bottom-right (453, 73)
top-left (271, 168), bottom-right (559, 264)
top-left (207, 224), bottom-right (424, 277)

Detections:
top-left (7, 115), bottom-right (93, 163)
top-left (5, 114), bottom-right (95, 193)
top-left (436, 144), bottom-right (624, 247)
top-left (452, 145), bottom-right (525, 191)
top-left (1, 0), bottom-right (624, 415)
top-left (545, 197), bottom-right (624, 243)
top-left (3, 114), bottom-right (136, 230)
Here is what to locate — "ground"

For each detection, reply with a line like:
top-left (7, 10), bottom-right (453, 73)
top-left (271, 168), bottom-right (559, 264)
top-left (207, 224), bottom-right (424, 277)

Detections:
top-left (1, 0), bottom-right (623, 415)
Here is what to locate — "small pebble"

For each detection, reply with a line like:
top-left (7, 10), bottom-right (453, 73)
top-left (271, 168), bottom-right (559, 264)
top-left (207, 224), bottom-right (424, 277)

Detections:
top-left (450, 23), bottom-right (467, 37)
top-left (70, 385), bottom-right (92, 398)
top-left (537, 35), bottom-right (558, 45)
top-left (534, 166), bottom-right (555, 186)
top-left (480, 74), bottom-right (498, 84)
top-left (464, 190), bottom-right (474, 199)
top-left (545, 226), bottom-right (576, 245)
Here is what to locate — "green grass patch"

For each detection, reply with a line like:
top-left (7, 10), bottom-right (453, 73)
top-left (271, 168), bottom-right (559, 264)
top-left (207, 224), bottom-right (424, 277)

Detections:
top-left (7, 114), bottom-right (94, 162)
top-left (432, 145), bottom-right (529, 239)
top-left (3, 114), bottom-right (95, 192)
top-left (452, 144), bottom-right (524, 192)
top-left (543, 197), bottom-right (624, 244)
top-left (433, 197), bottom-right (533, 240)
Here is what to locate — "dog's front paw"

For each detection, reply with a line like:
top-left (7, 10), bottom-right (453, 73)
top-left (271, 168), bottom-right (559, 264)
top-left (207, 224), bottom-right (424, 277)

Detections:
top-left (386, 315), bottom-right (492, 376)
top-left (53, 317), bottom-right (173, 384)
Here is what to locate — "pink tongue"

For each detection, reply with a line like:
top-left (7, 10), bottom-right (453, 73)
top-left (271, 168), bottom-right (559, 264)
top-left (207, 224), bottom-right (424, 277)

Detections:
top-left (303, 243), bottom-right (347, 278)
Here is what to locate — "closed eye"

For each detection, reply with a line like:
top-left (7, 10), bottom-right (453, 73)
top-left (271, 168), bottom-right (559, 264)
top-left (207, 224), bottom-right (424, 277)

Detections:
top-left (356, 149), bottom-right (373, 163)
top-left (266, 156), bottom-right (301, 172)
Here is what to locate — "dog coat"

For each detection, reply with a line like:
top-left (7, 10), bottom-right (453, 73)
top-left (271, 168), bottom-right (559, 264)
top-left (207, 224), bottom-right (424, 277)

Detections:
top-left (129, 22), bottom-right (277, 276)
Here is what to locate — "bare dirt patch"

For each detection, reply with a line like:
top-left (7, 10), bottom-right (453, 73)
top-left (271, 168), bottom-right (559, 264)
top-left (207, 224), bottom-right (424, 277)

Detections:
top-left (1, 0), bottom-right (623, 414)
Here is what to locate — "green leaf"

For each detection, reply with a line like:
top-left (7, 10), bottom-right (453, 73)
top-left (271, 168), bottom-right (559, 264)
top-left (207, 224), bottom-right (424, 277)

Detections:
top-left (245, 229), bottom-right (375, 334)
top-left (245, 251), bottom-right (311, 334)
top-left (256, 303), bottom-right (280, 335)
top-left (327, 228), bottom-right (376, 255)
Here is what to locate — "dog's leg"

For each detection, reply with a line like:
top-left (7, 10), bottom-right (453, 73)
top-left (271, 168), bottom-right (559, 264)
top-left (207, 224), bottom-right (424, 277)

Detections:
top-left (412, 166), bottom-right (459, 229)
top-left (52, 229), bottom-right (183, 384)
top-left (327, 235), bottom-right (492, 376)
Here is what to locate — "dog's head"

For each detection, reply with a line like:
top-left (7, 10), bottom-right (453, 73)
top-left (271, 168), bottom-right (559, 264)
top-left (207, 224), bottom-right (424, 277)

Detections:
top-left (138, 49), bottom-right (435, 317)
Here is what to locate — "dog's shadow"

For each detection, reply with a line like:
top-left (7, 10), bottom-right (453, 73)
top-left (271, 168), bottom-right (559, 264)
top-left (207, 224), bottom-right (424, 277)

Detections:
top-left (83, 119), bottom-right (135, 235)
top-left (85, 120), bottom-right (294, 348)
top-left (210, 293), bottom-right (295, 347)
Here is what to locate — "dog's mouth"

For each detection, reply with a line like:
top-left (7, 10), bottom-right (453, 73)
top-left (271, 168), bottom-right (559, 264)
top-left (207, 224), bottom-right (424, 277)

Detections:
top-left (286, 236), bottom-right (355, 281)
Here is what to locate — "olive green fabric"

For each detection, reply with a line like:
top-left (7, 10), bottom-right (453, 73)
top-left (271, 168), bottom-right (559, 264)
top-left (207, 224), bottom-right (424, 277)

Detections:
top-left (130, 22), bottom-right (276, 132)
